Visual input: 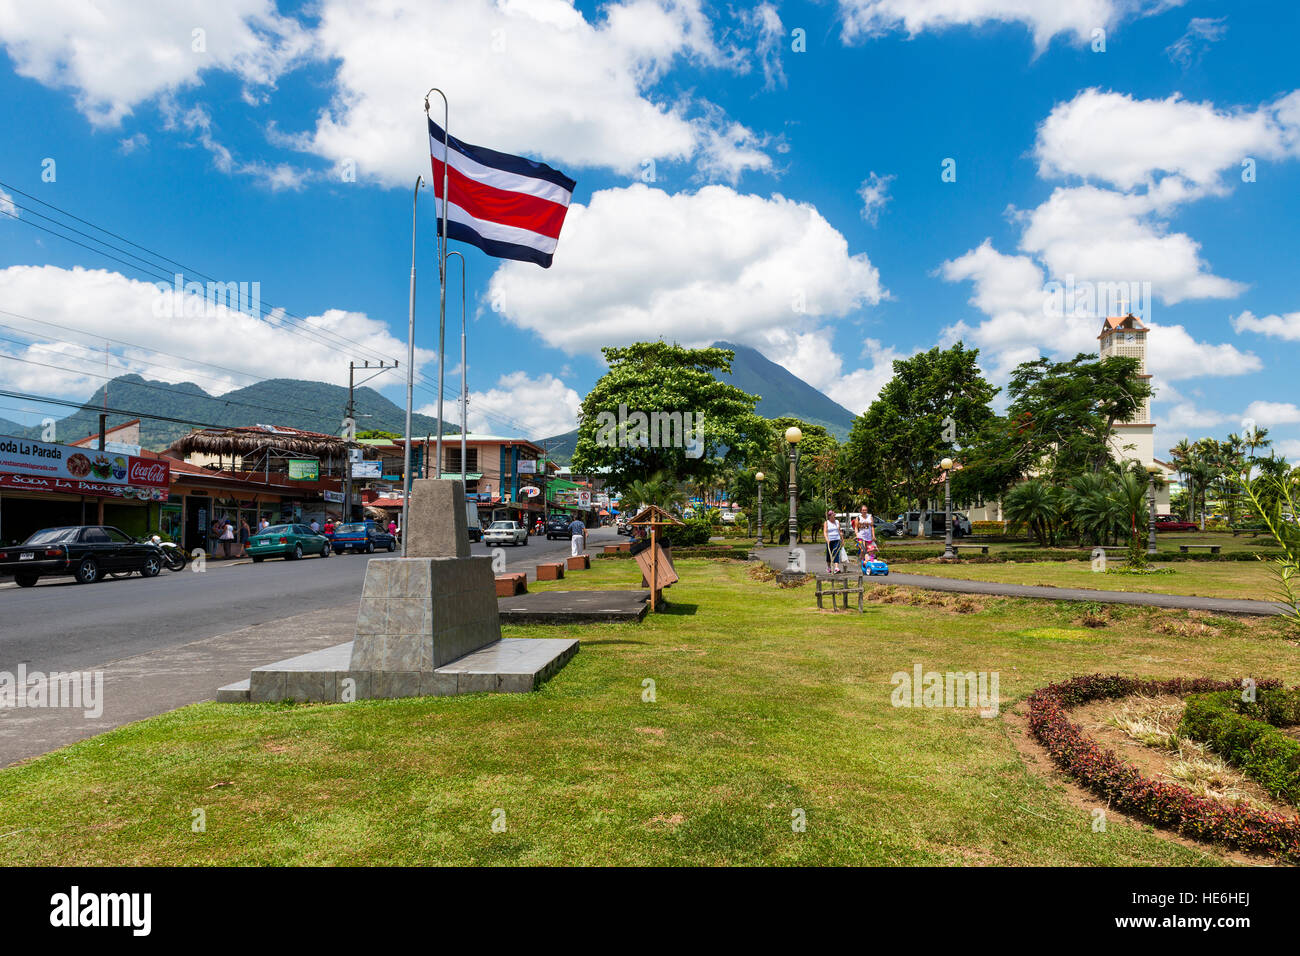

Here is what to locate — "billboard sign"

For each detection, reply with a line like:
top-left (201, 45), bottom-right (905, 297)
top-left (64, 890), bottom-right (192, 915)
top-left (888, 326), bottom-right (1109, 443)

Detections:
top-left (288, 459), bottom-right (320, 480)
top-left (0, 435), bottom-right (170, 500)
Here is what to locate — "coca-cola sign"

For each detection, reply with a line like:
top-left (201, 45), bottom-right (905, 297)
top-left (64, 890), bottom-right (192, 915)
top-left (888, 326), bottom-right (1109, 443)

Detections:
top-left (128, 459), bottom-right (170, 487)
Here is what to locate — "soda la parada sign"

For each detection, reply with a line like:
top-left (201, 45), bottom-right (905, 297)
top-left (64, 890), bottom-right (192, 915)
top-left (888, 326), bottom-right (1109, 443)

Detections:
top-left (0, 435), bottom-right (170, 501)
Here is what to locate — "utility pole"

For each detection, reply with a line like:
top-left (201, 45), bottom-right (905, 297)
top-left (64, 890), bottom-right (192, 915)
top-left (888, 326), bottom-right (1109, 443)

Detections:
top-left (344, 360), bottom-right (398, 522)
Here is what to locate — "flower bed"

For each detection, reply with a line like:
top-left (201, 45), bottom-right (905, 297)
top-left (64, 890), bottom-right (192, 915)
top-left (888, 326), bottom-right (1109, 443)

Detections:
top-left (1181, 688), bottom-right (1300, 806)
top-left (1026, 674), bottom-right (1300, 862)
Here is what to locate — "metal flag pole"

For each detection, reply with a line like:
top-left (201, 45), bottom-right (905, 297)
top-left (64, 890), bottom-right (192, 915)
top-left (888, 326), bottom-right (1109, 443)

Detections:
top-left (401, 174), bottom-right (424, 557)
top-left (446, 250), bottom-right (467, 493)
top-left (425, 88), bottom-right (450, 480)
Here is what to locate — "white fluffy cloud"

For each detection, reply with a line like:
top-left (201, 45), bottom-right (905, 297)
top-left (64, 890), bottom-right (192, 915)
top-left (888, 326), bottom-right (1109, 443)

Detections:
top-left (857, 171), bottom-right (895, 225)
top-left (0, 187), bottom-right (15, 219)
top-left (1232, 309), bottom-right (1300, 341)
top-left (1034, 88), bottom-right (1300, 192)
top-left (1243, 401), bottom-right (1300, 427)
top-left (0, 265), bottom-right (431, 401)
top-left (0, 0), bottom-right (309, 126)
top-left (488, 183), bottom-right (885, 354)
top-left (301, 0), bottom-right (770, 185)
top-left (838, 0), bottom-right (1180, 50)
top-left (452, 371), bottom-right (581, 439)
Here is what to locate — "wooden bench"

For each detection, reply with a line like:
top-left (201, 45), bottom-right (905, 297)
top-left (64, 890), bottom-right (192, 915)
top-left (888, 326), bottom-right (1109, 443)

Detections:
top-left (536, 562), bottom-right (565, 581)
top-left (951, 545), bottom-right (989, 555)
top-left (565, 554), bottom-right (590, 571)
top-left (494, 572), bottom-right (527, 597)
top-left (1179, 544), bottom-right (1222, 554)
top-left (816, 575), bottom-right (864, 612)
top-left (1231, 528), bottom-right (1266, 538)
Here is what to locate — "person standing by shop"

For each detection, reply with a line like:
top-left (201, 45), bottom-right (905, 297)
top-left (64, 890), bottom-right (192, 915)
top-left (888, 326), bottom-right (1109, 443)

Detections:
top-left (238, 517), bottom-right (251, 557)
top-left (220, 520), bottom-right (235, 559)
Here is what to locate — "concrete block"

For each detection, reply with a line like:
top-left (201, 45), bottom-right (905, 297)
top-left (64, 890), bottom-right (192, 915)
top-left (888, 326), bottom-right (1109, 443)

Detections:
top-left (565, 554), bottom-right (590, 571)
top-left (495, 572), bottom-right (527, 596)
top-left (374, 671), bottom-right (422, 699)
top-left (536, 562), bottom-right (565, 581)
top-left (405, 478), bottom-right (471, 558)
top-left (216, 679), bottom-right (250, 703)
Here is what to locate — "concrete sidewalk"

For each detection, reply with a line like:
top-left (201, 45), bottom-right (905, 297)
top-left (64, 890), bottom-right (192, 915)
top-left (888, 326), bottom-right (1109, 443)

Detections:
top-left (751, 547), bottom-right (1287, 617)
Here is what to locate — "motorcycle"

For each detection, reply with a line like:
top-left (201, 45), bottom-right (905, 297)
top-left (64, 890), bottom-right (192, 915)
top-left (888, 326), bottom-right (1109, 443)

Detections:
top-left (149, 535), bottom-right (188, 571)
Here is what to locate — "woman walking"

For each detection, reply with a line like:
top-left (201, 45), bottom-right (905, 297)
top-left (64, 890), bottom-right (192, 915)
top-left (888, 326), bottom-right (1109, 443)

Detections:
top-left (823, 509), bottom-right (844, 574)
top-left (238, 517), bottom-right (251, 557)
top-left (853, 505), bottom-right (876, 572)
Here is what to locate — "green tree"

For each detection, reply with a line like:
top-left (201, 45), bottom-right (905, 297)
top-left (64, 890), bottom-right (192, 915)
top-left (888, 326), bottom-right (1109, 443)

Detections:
top-left (844, 343), bottom-right (997, 509)
top-left (573, 343), bottom-right (764, 492)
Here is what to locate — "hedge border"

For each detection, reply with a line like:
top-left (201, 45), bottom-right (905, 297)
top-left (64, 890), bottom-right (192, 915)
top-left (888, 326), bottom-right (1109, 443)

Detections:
top-left (1026, 674), bottom-right (1300, 862)
top-left (1181, 689), bottom-right (1300, 806)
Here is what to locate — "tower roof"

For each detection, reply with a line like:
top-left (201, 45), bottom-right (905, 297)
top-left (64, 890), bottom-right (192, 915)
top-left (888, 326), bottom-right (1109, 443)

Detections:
top-left (1098, 312), bottom-right (1147, 339)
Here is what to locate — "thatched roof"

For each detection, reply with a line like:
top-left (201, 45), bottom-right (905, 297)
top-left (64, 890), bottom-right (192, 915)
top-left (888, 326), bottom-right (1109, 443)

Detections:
top-left (166, 424), bottom-right (356, 460)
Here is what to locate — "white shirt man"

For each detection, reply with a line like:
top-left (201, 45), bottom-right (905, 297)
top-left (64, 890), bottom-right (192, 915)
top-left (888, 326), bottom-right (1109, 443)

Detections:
top-left (568, 518), bottom-right (586, 557)
top-left (310, 520), bottom-right (321, 534)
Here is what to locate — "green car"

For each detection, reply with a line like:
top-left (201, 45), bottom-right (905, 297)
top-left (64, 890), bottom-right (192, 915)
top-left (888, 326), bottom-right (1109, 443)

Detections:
top-left (246, 523), bottom-right (332, 562)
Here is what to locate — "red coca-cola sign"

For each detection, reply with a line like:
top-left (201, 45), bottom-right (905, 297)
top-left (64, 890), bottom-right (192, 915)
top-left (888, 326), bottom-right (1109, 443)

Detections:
top-left (128, 458), bottom-right (169, 487)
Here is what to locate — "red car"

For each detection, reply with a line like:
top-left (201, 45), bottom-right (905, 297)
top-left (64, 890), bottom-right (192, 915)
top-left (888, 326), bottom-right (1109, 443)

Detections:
top-left (1154, 514), bottom-right (1198, 532)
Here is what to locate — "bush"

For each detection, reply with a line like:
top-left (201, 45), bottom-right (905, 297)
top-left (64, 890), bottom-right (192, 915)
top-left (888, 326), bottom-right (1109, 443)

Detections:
top-left (1027, 674), bottom-right (1300, 862)
top-left (971, 520), bottom-right (1006, 534)
top-left (666, 517), bottom-right (713, 547)
top-left (1181, 689), bottom-right (1300, 805)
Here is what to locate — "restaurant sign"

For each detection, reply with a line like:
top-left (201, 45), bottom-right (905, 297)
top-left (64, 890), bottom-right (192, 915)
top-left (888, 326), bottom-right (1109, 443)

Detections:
top-left (0, 435), bottom-right (170, 501)
top-left (288, 459), bottom-right (320, 480)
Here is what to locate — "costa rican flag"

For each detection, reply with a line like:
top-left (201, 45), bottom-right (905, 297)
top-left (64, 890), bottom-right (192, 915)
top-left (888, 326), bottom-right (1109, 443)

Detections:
top-left (428, 118), bottom-right (576, 268)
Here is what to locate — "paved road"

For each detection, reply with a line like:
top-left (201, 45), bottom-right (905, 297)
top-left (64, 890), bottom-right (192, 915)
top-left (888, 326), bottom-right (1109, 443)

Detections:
top-left (751, 546), bottom-right (1288, 617)
top-left (0, 527), bottom-right (618, 674)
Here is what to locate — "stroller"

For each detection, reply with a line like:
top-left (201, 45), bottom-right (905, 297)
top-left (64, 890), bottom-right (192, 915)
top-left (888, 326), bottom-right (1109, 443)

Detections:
top-left (856, 536), bottom-right (889, 576)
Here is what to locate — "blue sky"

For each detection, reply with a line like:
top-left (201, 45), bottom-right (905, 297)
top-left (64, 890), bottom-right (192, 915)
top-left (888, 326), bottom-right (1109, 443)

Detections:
top-left (0, 0), bottom-right (1297, 458)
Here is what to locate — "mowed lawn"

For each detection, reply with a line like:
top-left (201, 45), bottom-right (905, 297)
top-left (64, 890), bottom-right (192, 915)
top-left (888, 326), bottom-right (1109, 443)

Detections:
top-left (0, 558), bottom-right (1296, 866)
top-left (899, 557), bottom-right (1281, 601)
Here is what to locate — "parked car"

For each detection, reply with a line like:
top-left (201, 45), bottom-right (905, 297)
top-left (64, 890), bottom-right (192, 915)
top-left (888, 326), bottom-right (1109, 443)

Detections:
top-left (0, 525), bottom-right (164, 586)
top-left (485, 520), bottom-right (529, 546)
top-left (719, 511), bottom-right (737, 525)
top-left (330, 520), bottom-right (397, 554)
top-left (246, 523), bottom-right (332, 562)
top-left (615, 516), bottom-right (632, 536)
top-left (1154, 514), bottom-right (1199, 532)
top-left (545, 517), bottom-right (573, 540)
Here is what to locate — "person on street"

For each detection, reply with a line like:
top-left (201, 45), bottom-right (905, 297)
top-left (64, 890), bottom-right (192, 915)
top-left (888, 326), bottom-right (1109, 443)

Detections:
top-left (220, 520), bottom-right (235, 559)
top-left (310, 518), bottom-right (321, 534)
top-left (238, 518), bottom-right (251, 557)
top-left (823, 509), bottom-right (844, 574)
top-left (853, 505), bottom-right (876, 571)
top-left (259, 516), bottom-right (270, 531)
top-left (568, 516), bottom-right (586, 557)
top-left (387, 519), bottom-right (398, 537)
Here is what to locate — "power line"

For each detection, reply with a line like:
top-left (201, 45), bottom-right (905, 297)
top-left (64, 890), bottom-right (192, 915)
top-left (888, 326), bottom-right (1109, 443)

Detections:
top-left (1, 183), bottom-right (542, 437)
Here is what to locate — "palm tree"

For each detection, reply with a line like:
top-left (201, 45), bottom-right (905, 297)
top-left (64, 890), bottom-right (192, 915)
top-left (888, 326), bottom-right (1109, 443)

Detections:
top-left (1004, 480), bottom-right (1062, 546)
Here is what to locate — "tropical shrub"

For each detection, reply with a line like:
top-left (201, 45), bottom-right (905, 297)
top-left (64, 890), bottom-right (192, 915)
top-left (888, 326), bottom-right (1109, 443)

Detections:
top-left (1028, 674), bottom-right (1300, 862)
top-left (1182, 689), bottom-right (1300, 805)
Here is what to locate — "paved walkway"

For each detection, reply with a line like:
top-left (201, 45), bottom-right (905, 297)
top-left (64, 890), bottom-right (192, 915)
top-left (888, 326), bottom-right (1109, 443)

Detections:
top-left (751, 547), bottom-right (1287, 617)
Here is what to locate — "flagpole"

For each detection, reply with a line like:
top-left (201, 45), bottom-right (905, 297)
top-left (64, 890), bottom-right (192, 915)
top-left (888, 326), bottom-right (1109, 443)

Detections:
top-left (425, 88), bottom-right (450, 480)
top-left (401, 174), bottom-right (424, 557)
top-left (445, 250), bottom-right (468, 495)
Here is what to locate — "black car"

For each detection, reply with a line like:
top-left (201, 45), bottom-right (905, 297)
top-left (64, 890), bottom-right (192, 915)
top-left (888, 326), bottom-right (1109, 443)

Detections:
top-left (544, 517), bottom-right (574, 540)
top-left (0, 525), bottom-right (164, 587)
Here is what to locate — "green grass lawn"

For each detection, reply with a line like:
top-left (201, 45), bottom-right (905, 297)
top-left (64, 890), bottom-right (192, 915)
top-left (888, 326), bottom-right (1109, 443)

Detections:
top-left (899, 558), bottom-right (1282, 601)
top-left (0, 558), bottom-right (1295, 866)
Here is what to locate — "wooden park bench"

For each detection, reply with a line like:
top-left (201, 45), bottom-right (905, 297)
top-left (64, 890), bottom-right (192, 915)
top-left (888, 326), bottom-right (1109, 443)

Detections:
top-left (1179, 544), bottom-right (1222, 554)
top-left (816, 575), bottom-right (865, 612)
top-left (951, 545), bottom-right (989, 555)
top-left (1231, 527), bottom-right (1267, 538)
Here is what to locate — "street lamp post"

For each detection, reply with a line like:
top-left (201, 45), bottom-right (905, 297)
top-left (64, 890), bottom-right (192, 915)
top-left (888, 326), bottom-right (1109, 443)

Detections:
top-left (754, 471), bottom-right (765, 546)
top-left (1146, 463), bottom-right (1161, 557)
top-left (941, 457), bottom-right (955, 561)
top-left (784, 427), bottom-right (802, 573)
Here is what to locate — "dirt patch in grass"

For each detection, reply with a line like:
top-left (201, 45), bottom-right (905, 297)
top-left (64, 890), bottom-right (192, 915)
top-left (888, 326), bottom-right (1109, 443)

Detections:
top-left (865, 585), bottom-right (987, 614)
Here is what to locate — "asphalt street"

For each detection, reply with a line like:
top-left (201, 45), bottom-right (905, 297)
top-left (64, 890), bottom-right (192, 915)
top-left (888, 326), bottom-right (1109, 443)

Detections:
top-left (0, 526), bottom-right (618, 674)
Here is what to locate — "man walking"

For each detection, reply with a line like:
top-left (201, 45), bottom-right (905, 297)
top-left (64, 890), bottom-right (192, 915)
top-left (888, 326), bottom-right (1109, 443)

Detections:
top-left (568, 516), bottom-right (586, 557)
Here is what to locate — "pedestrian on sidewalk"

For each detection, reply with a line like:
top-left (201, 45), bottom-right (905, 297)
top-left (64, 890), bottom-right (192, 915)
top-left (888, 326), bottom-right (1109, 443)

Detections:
top-left (568, 516), bottom-right (586, 557)
top-left (238, 517), bottom-right (251, 557)
top-left (853, 505), bottom-right (876, 572)
top-left (823, 509), bottom-right (844, 574)
top-left (220, 520), bottom-right (235, 559)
